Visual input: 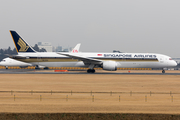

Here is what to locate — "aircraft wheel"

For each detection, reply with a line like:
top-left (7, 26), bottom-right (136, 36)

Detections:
top-left (87, 69), bottom-right (91, 73)
top-left (162, 70), bottom-right (165, 74)
top-left (92, 69), bottom-right (95, 73)
top-left (5, 66), bottom-right (8, 69)
top-left (35, 65), bottom-right (40, 70)
top-left (44, 67), bottom-right (49, 70)
top-left (87, 69), bottom-right (95, 73)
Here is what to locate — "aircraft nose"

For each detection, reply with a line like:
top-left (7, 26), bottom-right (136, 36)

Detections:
top-left (171, 60), bottom-right (177, 67)
top-left (0, 61), bottom-right (5, 66)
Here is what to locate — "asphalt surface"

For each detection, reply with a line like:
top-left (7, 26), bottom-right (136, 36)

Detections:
top-left (0, 69), bottom-right (180, 75)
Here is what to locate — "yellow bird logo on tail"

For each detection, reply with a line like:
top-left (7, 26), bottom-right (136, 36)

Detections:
top-left (17, 38), bottom-right (29, 52)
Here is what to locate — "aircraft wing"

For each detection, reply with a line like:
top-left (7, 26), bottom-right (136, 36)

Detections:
top-left (9, 55), bottom-right (28, 59)
top-left (57, 53), bottom-right (102, 64)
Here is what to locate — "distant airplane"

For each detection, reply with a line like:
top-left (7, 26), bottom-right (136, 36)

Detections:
top-left (8, 30), bottom-right (177, 73)
top-left (71, 43), bottom-right (81, 53)
top-left (0, 43), bottom-right (81, 69)
top-left (0, 57), bottom-right (32, 69)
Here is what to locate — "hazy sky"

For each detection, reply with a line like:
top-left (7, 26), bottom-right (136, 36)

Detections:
top-left (0, 0), bottom-right (180, 57)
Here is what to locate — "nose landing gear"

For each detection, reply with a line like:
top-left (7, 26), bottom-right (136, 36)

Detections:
top-left (162, 70), bottom-right (165, 74)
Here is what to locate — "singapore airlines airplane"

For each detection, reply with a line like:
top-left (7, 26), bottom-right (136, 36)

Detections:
top-left (8, 30), bottom-right (177, 73)
top-left (0, 43), bottom-right (81, 69)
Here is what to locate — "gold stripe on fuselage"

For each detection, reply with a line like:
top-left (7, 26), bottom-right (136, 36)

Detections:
top-left (15, 58), bottom-right (79, 62)
top-left (14, 57), bottom-right (159, 63)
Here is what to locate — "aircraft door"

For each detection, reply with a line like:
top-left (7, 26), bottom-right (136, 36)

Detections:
top-left (9, 59), bottom-right (12, 64)
top-left (159, 56), bottom-right (169, 67)
top-left (37, 54), bottom-right (41, 64)
top-left (159, 56), bottom-right (164, 63)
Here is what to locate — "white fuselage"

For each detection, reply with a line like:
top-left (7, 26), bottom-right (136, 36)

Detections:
top-left (8, 52), bottom-right (177, 69)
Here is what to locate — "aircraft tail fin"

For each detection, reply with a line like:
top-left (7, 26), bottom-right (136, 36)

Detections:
top-left (71, 43), bottom-right (81, 53)
top-left (9, 30), bottom-right (36, 53)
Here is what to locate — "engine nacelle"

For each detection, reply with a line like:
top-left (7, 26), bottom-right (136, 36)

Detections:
top-left (35, 65), bottom-right (46, 69)
top-left (102, 61), bottom-right (117, 71)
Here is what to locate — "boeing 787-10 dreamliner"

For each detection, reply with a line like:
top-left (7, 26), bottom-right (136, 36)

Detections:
top-left (9, 30), bottom-right (177, 73)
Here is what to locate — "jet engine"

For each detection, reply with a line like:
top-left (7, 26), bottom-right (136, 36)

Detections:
top-left (102, 61), bottom-right (117, 71)
top-left (35, 65), bottom-right (46, 69)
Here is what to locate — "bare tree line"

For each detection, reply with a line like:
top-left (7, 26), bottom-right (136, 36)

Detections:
top-left (0, 44), bottom-right (46, 61)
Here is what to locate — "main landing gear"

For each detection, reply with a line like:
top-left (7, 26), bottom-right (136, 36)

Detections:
top-left (162, 70), bottom-right (165, 74)
top-left (87, 69), bottom-right (95, 73)
top-left (43, 67), bottom-right (49, 70)
top-left (35, 66), bottom-right (40, 70)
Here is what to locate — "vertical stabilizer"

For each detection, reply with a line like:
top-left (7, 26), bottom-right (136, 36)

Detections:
top-left (71, 43), bottom-right (81, 53)
top-left (10, 30), bottom-right (36, 53)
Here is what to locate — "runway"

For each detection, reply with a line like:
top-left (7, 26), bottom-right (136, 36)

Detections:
top-left (0, 69), bottom-right (180, 75)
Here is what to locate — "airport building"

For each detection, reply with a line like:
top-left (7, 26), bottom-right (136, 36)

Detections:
top-left (63, 48), bottom-right (69, 52)
top-left (38, 42), bottom-right (52, 52)
top-left (53, 46), bottom-right (71, 52)
top-left (56, 46), bottom-right (62, 52)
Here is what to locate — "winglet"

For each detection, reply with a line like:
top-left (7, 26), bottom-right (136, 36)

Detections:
top-left (71, 43), bottom-right (81, 53)
top-left (9, 30), bottom-right (36, 53)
